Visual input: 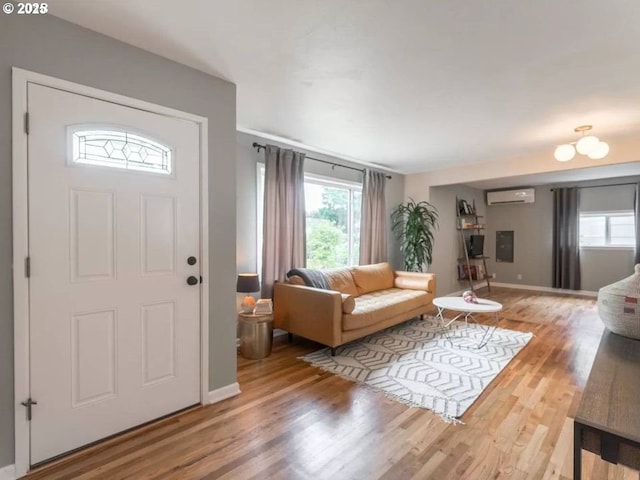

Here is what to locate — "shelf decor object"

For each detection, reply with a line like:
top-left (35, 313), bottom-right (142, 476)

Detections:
top-left (237, 273), bottom-right (260, 313)
top-left (554, 125), bottom-right (610, 162)
top-left (597, 265), bottom-right (640, 340)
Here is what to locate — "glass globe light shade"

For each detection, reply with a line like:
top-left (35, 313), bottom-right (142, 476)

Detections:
top-left (554, 144), bottom-right (576, 162)
top-left (587, 141), bottom-right (609, 160)
top-left (576, 135), bottom-right (600, 155)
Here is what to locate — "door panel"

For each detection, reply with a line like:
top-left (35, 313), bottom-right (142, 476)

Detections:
top-left (71, 310), bottom-right (117, 406)
top-left (70, 189), bottom-right (116, 281)
top-left (28, 84), bottom-right (201, 464)
top-left (141, 194), bottom-right (177, 275)
top-left (142, 301), bottom-right (177, 385)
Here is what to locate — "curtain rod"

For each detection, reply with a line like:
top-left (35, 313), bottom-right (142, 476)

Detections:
top-left (550, 182), bottom-right (637, 191)
top-left (252, 142), bottom-right (392, 179)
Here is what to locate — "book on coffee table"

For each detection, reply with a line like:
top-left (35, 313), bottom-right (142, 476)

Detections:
top-left (253, 299), bottom-right (273, 315)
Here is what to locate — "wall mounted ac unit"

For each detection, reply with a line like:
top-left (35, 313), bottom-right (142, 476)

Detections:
top-left (486, 188), bottom-right (535, 205)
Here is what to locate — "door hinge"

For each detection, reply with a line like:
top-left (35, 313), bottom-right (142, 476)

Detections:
top-left (25, 257), bottom-right (30, 278)
top-left (21, 398), bottom-right (37, 421)
top-left (24, 112), bottom-right (29, 135)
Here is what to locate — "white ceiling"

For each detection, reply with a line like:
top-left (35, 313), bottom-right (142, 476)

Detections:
top-left (50, 0), bottom-right (640, 174)
top-left (466, 162), bottom-right (640, 190)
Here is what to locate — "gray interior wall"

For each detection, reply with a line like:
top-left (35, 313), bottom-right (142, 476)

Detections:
top-left (580, 249), bottom-right (634, 291)
top-left (427, 178), bottom-right (637, 297)
top-left (575, 183), bottom-right (636, 291)
top-left (236, 131), bottom-right (405, 275)
top-left (484, 177), bottom-right (638, 290)
top-left (1, 14), bottom-right (237, 467)
top-left (428, 185), bottom-right (486, 296)
top-left (484, 192), bottom-right (553, 287)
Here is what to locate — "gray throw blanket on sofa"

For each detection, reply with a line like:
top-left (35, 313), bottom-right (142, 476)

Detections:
top-left (287, 268), bottom-right (330, 290)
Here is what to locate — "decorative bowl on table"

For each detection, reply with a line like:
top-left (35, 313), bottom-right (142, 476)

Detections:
top-left (597, 264), bottom-right (640, 340)
top-left (462, 290), bottom-right (478, 304)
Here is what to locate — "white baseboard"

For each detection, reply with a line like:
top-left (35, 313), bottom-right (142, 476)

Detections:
top-left (445, 281), bottom-right (597, 298)
top-left (0, 464), bottom-right (15, 480)
top-left (207, 382), bottom-right (241, 404)
top-left (447, 281), bottom-right (488, 296)
top-left (490, 282), bottom-right (597, 297)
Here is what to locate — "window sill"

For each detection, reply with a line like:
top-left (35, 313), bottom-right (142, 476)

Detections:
top-left (580, 246), bottom-right (635, 251)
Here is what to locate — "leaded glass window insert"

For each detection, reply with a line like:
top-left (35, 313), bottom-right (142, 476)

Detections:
top-left (71, 129), bottom-right (172, 175)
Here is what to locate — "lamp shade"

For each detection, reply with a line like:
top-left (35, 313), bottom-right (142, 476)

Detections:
top-left (587, 141), bottom-right (609, 160)
top-left (237, 273), bottom-right (260, 293)
top-left (576, 135), bottom-right (599, 155)
top-left (554, 144), bottom-right (576, 162)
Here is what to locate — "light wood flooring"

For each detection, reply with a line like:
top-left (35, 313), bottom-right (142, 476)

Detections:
top-left (25, 288), bottom-right (639, 479)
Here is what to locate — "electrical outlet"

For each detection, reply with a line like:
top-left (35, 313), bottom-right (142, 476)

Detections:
top-left (491, 273), bottom-right (496, 279)
top-left (517, 274), bottom-right (523, 280)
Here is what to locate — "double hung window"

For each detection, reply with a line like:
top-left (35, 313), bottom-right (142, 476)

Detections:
top-left (579, 211), bottom-right (635, 248)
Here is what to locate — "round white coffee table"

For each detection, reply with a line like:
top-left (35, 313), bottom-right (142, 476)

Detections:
top-left (432, 296), bottom-right (503, 348)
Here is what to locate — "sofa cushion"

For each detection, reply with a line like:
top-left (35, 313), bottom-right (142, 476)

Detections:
top-left (350, 262), bottom-right (395, 295)
top-left (324, 268), bottom-right (359, 296)
top-left (287, 275), bottom-right (354, 312)
top-left (287, 275), bottom-right (306, 285)
top-left (394, 272), bottom-right (434, 292)
top-left (341, 294), bottom-right (356, 314)
top-left (343, 288), bottom-right (430, 331)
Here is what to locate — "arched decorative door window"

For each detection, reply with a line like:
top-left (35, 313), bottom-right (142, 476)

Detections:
top-left (69, 126), bottom-right (173, 175)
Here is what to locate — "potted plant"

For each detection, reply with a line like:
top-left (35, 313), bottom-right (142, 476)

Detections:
top-left (391, 198), bottom-right (439, 272)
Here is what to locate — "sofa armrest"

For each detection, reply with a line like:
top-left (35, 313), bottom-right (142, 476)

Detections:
top-left (393, 271), bottom-right (436, 293)
top-left (273, 283), bottom-right (343, 347)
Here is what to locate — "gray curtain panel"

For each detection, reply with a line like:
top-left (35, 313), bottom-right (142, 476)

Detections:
top-left (359, 170), bottom-right (388, 265)
top-left (552, 187), bottom-right (581, 289)
top-left (261, 145), bottom-right (306, 298)
top-left (635, 182), bottom-right (640, 265)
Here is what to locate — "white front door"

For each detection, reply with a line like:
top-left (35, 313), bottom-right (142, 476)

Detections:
top-left (28, 84), bottom-right (201, 464)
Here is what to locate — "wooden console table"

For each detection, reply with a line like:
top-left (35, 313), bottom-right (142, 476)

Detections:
top-left (574, 330), bottom-right (640, 479)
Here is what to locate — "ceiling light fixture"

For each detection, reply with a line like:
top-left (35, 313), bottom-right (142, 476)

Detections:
top-left (554, 125), bottom-right (609, 162)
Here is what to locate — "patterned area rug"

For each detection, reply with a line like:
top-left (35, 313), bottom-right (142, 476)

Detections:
top-left (300, 316), bottom-right (532, 419)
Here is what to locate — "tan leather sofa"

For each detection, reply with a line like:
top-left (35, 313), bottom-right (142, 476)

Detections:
top-left (274, 262), bottom-right (436, 354)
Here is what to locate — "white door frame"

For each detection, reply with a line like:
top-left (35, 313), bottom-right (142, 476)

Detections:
top-left (12, 68), bottom-right (210, 478)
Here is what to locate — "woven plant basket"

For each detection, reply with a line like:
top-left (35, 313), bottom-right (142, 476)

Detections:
top-left (597, 264), bottom-right (640, 340)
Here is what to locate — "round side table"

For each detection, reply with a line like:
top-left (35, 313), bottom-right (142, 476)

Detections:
top-left (238, 312), bottom-right (273, 360)
top-left (432, 296), bottom-right (502, 349)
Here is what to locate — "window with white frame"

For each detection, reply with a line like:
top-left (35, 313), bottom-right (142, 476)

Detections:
top-left (257, 164), bottom-right (362, 272)
top-left (579, 211), bottom-right (636, 247)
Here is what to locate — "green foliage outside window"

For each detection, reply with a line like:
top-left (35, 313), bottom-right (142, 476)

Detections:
top-left (306, 185), bottom-right (360, 269)
top-left (306, 218), bottom-right (348, 268)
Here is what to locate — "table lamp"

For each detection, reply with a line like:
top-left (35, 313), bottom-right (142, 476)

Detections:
top-left (237, 273), bottom-right (260, 313)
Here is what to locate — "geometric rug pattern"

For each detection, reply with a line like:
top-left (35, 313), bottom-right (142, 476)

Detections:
top-left (300, 316), bottom-right (532, 419)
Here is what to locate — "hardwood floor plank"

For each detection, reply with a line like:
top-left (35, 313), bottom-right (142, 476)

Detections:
top-left (410, 450), bottom-right (448, 479)
top-left (23, 287), bottom-right (638, 479)
top-left (542, 417), bottom-right (572, 480)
